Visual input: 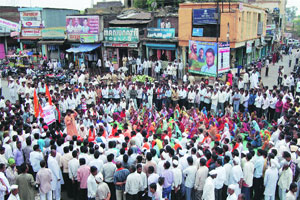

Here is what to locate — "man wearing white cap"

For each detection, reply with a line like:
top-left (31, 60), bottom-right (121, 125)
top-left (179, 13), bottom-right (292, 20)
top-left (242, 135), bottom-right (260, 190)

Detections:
top-left (202, 170), bottom-right (217, 200)
top-left (171, 159), bottom-right (182, 200)
top-left (7, 185), bottom-right (19, 200)
top-left (278, 161), bottom-right (293, 200)
top-left (226, 184), bottom-right (237, 200)
top-left (3, 137), bottom-right (13, 160)
top-left (264, 159), bottom-right (279, 200)
top-left (8, 78), bottom-right (17, 104)
top-left (95, 173), bottom-right (111, 200)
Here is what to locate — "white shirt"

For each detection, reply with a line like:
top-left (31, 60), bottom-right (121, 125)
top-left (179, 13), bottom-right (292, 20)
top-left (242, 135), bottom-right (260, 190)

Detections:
top-left (262, 97), bottom-right (270, 110)
top-left (218, 91), bottom-right (226, 103)
top-left (89, 159), bottom-right (104, 174)
top-left (87, 174), bottom-right (97, 198)
top-left (211, 92), bottom-right (219, 106)
top-left (264, 167), bottom-right (278, 196)
top-left (171, 167), bottom-right (182, 189)
top-left (183, 165), bottom-right (197, 188)
top-left (125, 172), bottom-right (142, 195)
top-left (68, 158), bottom-right (80, 180)
top-left (254, 95), bottom-right (263, 108)
top-left (202, 176), bottom-right (215, 200)
top-left (29, 151), bottom-right (44, 172)
top-left (215, 166), bottom-right (226, 189)
top-left (243, 161), bottom-right (254, 187)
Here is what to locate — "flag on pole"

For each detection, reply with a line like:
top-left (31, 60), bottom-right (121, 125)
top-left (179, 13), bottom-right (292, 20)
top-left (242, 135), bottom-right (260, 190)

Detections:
top-left (45, 84), bottom-right (52, 105)
top-left (33, 90), bottom-right (39, 118)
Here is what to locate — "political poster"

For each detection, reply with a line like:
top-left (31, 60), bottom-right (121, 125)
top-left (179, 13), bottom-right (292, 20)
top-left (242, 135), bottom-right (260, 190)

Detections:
top-left (218, 42), bottom-right (230, 73)
top-left (188, 40), bottom-right (218, 77)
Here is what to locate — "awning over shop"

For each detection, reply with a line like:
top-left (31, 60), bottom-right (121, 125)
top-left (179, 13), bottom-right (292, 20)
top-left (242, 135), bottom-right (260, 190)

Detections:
top-left (145, 43), bottom-right (176, 50)
top-left (66, 44), bottom-right (101, 53)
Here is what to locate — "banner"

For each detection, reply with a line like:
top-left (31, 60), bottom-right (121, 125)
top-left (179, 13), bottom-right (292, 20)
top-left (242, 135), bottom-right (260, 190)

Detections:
top-left (188, 40), bottom-right (218, 77)
top-left (218, 42), bottom-right (230, 73)
top-left (104, 27), bottom-right (139, 42)
top-left (20, 11), bottom-right (42, 27)
top-left (147, 28), bottom-right (175, 39)
top-left (193, 8), bottom-right (217, 25)
top-left (42, 105), bottom-right (56, 125)
top-left (246, 41), bottom-right (252, 53)
top-left (66, 15), bottom-right (99, 42)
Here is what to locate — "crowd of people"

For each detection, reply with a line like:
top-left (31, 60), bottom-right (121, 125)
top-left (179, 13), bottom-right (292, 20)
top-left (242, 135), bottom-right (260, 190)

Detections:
top-left (0, 48), bottom-right (299, 200)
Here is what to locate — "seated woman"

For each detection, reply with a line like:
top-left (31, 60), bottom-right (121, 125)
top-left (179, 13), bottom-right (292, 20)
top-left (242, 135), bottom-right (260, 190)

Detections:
top-left (250, 131), bottom-right (262, 148)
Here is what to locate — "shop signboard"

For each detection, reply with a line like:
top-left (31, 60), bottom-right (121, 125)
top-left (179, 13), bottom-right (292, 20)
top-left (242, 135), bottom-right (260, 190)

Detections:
top-left (21, 28), bottom-right (42, 37)
top-left (246, 41), bottom-right (252, 53)
top-left (42, 27), bottom-right (66, 39)
top-left (66, 15), bottom-right (100, 42)
top-left (147, 28), bottom-right (175, 39)
top-left (188, 40), bottom-right (218, 77)
top-left (80, 34), bottom-right (98, 43)
top-left (0, 18), bottom-right (20, 32)
top-left (192, 28), bottom-right (203, 37)
top-left (266, 24), bottom-right (276, 30)
top-left (103, 42), bottom-right (138, 48)
top-left (104, 27), bottom-right (139, 42)
top-left (218, 42), bottom-right (230, 73)
top-left (20, 11), bottom-right (42, 27)
top-left (193, 8), bottom-right (217, 25)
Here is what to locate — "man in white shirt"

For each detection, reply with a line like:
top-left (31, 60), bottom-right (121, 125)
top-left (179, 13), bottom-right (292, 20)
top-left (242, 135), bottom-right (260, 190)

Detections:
top-left (125, 165), bottom-right (142, 199)
top-left (255, 92), bottom-right (263, 118)
top-left (215, 159), bottom-right (226, 200)
top-left (29, 145), bottom-right (44, 174)
top-left (178, 59), bottom-right (184, 80)
top-left (202, 170), bottom-right (217, 200)
top-left (87, 166), bottom-right (98, 200)
top-left (68, 150), bottom-right (80, 199)
top-left (227, 184), bottom-right (238, 200)
top-left (262, 93), bottom-right (270, 119)
top-left (183, 156), bottom-right (197, 200)
top-left (241, 153), bottom-right (254, 200)
top-left (194, 158), bottom-right (208, 200)
top-left (171, 160), bottom-right (182, 200)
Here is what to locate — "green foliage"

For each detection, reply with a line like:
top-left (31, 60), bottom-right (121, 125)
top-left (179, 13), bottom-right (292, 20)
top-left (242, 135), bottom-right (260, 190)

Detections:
top-left (133, 0), bottom-right (147, 9)
top-left (286, 6), bottom-right (298, 22)
top-left (292, 17), bottom-right (300, 37)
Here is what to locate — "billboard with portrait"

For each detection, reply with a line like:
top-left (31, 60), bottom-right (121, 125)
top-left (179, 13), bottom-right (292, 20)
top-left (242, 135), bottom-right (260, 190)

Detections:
top-left (66, 15), bottom-right (99, 42)
top-left (188, 40), bottom-right (218, 77)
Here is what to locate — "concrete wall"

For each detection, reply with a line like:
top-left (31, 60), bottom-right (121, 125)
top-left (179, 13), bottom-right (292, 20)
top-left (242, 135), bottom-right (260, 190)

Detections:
top-left (42, 8), bottom-right (79, 28)
top-left (178, 3), bottom-right (267, 48)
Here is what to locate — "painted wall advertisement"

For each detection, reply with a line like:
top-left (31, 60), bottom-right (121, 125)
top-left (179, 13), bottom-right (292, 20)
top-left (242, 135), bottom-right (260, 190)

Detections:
top-left (193, 8), bottom-right (217, 25)
top-left (21, 28), bottom-right (42, 37)
top-left (147, 28), bottom-right (175, 39)
top-left (20, 11), bottom-right (42, 27)
top-left (66, 15), bottom-right (99, 42)
top-left (218, 42), bottom-right (230, 73)
top-left (104, 27), bottom-right (139, 42)
top-left (188, 40), bottom-right (218, 77)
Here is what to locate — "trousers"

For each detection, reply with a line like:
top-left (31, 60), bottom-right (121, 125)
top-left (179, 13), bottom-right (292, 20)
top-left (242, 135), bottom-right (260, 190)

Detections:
top-left (40, 191), bottom-right (52, 200)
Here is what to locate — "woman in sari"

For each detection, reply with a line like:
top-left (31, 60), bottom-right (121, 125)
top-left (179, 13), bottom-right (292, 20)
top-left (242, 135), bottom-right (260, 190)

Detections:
top-left (64, 109), bottom-right (78, 137)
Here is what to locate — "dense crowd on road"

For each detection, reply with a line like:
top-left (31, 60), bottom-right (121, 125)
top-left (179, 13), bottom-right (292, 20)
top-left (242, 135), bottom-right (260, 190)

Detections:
top-left (0, 48), bottom-right (299, 200)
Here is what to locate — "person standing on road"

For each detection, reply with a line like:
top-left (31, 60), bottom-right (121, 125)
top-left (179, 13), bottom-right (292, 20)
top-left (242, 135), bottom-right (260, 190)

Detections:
top-left (265, 58), bottom-right (269, 77)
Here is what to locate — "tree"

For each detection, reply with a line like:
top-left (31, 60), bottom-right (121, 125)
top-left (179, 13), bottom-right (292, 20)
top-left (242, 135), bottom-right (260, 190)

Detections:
top-left (293, 17), bottom-right (300, 37)
top-left (286, 6), bottom-right (298, 22)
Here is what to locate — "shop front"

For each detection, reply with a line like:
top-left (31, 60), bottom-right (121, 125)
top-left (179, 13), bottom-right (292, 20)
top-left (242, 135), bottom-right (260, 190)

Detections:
top-left (39, 27), bottom-right (67, 65)
top-left (103, 27), bottom-right (140, 69)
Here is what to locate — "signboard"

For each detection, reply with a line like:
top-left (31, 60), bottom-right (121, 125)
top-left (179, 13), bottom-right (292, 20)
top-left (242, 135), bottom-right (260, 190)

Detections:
top-left (10, 32), bottom-right (20, 37)
top-left (193, 8), bottom-right (217, 25)
top-left (42, 27), bottom-right (65, 39)
top-left (103, 42), bottom-right (138, 48)
top-left (21, 28), bottom-right (42, 37)
top-left (147, 28), bottom-right (175, 39)
top-left (66, 15), bottom-right (100, 42)
top-left (20, 11), bottom-right (42, 27)
top-left (80, 34), bottom-right (98, 43)
top-left (284, 33), bottom-right (292, 38)
top-left (42, 105), bottom-right (56, 125)
top-left (192, 28), bottom-right (203, 37)
top-left (266, 24), bottom-right (276, 30)
top-left (188, 40), bottom-right (218, 77)
top-left (218, 42), bottom-right (230, 73)
top-left (246, 41), bottom-right (252, 53)
top-left (104, 27), bottom-right (139, 42)
top-left (239, 3), bottom-right (243, 12)
top-left (0, 18), bottom-right (20, 32)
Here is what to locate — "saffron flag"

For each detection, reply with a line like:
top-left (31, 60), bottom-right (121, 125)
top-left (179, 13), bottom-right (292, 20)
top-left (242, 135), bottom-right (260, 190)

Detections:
top-left (33, 90), bottom-right (39, 118)
top-left (45, 84), bottom-right (52, 105)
